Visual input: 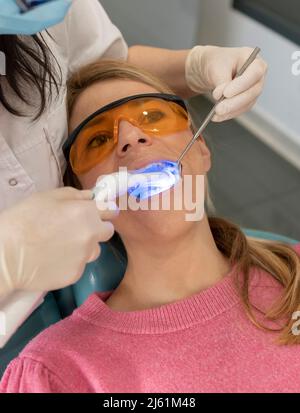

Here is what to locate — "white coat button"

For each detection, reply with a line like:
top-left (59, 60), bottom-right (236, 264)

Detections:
top-left (9, 178), bottom-right (18, 186)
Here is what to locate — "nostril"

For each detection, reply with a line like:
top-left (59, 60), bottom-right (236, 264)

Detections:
top-left (122, 143), bottom-right (130, 152)
top-left (122, 138), bottom-right (147, 152)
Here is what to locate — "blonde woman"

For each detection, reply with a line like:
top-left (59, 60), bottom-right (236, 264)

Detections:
top-left (1, 60), bottom-right (299, 393)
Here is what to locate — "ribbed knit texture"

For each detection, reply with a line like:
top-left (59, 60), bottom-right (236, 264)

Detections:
top-left (78, 268), bottom-right (240, 334)
top-left (1, 243), bottom-right (300, 393)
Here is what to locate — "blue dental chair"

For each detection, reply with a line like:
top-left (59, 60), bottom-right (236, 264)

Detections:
top-left (0, 229), bottom-right (298, 378)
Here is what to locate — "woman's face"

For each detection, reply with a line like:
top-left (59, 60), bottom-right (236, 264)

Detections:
top-left (69, 78), bottom-right (212, 241)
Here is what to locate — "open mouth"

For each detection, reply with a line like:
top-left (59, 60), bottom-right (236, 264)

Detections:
top-left (92, 160), bottom-right (182, 203)
top-left (127, 160), bottom-right (182, 201)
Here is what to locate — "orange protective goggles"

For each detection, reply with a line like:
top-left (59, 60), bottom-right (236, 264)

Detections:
top-left (63, 93), bottom-right (189, 175)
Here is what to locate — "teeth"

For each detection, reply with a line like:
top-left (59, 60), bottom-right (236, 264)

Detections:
top-left (93, 160), bottom-right (181, 204)
top-left (127, 160), bottom-right (181, 200)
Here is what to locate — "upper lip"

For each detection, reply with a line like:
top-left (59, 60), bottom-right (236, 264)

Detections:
top-left (122, 154), bottom-right (178, 171)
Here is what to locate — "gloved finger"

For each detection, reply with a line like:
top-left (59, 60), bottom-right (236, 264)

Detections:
top-left (222, 58), bottom-right (267, 99)
top-left (73, 189), bottom-right (94, 200)
top-left (213, 97), bottom-right (257, 122)
top-left (212, 97), bottom-right (257, 122)
top-left (96, 200), bottom-right (120, 220)
top-left (214, 80), bottom-right (263, 118)
top-left (212, 58), bottom-right (266, 101)
top-left (212, 81), bottom-right (228, 101)
top-left (95, 220), bottom-right (115, 243)
top-left (55, 187), bottom-right (94, 201)
top-left (86, 244), bottom-right (102, 263)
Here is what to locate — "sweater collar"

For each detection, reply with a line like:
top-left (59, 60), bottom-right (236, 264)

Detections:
top-left (76, 265), bottom-right (241, 334)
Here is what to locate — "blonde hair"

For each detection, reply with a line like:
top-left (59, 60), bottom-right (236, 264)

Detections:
top-left (67, 59), bottom-right (300, 345)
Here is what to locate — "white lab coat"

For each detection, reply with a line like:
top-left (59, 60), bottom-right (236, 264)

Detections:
top-left (0, 0), bottom-right (128, 347)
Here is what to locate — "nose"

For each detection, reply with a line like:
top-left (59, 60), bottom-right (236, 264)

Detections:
top-left (116, 120), bottom-right (152, 157)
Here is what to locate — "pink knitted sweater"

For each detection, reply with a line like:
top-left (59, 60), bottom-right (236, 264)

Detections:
top-left (1, 244), bottom-right (300, 393)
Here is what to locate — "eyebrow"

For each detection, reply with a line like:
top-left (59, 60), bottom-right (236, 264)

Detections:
top-left (82, 114), bottom-right (107, 132)
top-left (79, 98), bottom-right (157, 133)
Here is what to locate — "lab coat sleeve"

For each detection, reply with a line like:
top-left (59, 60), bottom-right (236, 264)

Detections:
top-left (65, 0), bottom-right (128, 75)
top-left (0, 357), bottom-right (71, 393)
top-left (0, 291), bottom-right (45, 349)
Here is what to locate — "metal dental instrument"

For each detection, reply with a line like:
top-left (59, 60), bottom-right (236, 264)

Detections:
top-left (177, 47), bottom-right (261, 166)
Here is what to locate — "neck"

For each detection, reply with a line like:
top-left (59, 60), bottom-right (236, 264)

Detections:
top-left (106, 216), bottom-right (231, 311)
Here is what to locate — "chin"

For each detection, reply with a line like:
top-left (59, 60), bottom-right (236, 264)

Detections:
top-left (121, 208), bottom-right (194, 239)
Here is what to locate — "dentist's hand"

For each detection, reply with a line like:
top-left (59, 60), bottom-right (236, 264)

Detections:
top-left (0, 187), bottom-right (119, 297)
top-left (185, 46), bottom-right (268, 122)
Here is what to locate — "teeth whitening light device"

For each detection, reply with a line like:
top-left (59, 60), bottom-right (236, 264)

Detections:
top-left (92, 160), bottom-right (182, 203)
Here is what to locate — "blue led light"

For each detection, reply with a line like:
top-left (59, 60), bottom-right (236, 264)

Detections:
top-left (127, 160), bottom-right (181, 201)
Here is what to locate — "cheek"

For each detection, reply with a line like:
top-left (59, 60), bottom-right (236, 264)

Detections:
top-left (187, 142), bottom-right (206, 175)
top-left (78, 172), bottom-right (97, 189)
top-left (163, 129), bottom-right (193, 149)
top-left (77, 155), bottom-right (117, 189)
top-left (164, 131), bottom-right (205, 174)
top-left (157, 130), bottom-right (204, 176)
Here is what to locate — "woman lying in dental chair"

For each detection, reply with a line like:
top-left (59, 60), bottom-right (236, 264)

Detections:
top-left (1, 60), bottom-right (300, 393)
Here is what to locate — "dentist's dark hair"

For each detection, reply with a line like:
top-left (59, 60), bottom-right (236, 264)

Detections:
top-left (0, 34), bottom-right (61, 120)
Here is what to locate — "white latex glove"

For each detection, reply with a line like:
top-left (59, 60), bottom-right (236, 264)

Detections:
top-left (0, 187), bottom-right (119, 297)
top-left (185, 45), bottom-right (268, 122)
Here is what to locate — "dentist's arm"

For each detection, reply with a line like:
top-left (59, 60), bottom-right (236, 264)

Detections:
top-left (0, 187), bottom-right (118, 299)
top-left (0, 187), bottom-right (118, 346)
top-left (128, 45), bottom-right (267, 122)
